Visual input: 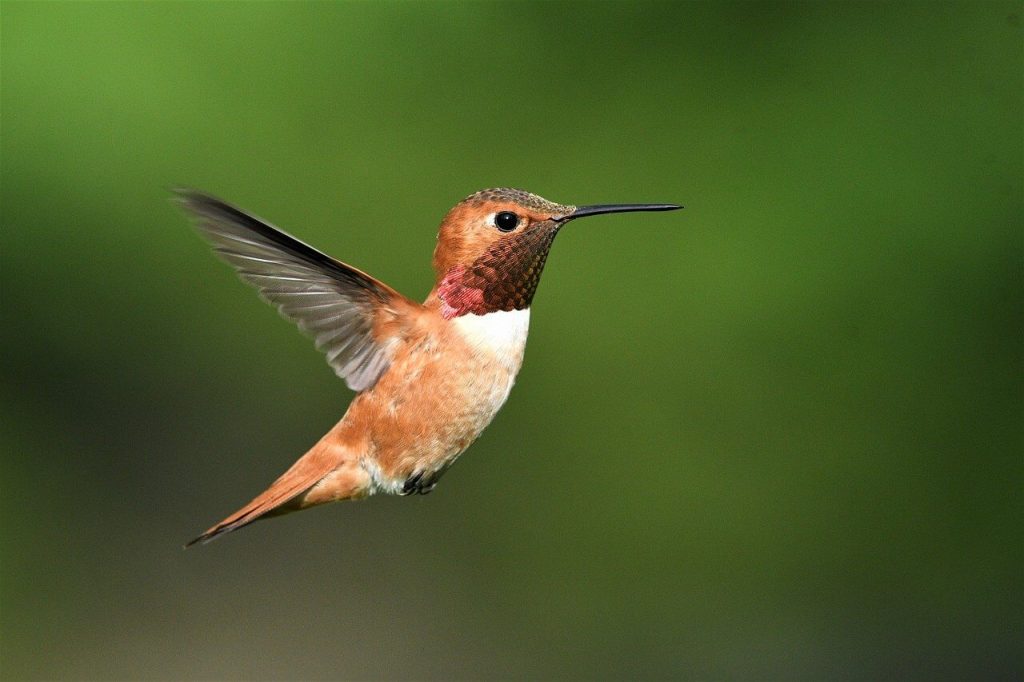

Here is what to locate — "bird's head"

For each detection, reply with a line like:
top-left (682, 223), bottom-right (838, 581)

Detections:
top-left (431, 188), bottom-right (680, 319)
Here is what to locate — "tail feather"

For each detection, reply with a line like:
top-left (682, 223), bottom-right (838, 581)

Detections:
top-left (184, 489), bottom-right (306, 547)
top-left (185, 434), bottom-right (369, 547)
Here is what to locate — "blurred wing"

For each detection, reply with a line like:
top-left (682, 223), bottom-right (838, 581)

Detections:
top-left (176, 190), bottom-right (413, 392)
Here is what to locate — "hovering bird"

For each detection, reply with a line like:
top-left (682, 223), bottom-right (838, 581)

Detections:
top-left (178, 188), bottom-right (681, 545)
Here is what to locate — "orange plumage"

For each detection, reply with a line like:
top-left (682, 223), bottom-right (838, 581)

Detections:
top-left (178, 189), bottom-right (680, 545)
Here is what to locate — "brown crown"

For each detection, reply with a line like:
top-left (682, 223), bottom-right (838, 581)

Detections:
top-left (462, 188), bottom-right (574, 215)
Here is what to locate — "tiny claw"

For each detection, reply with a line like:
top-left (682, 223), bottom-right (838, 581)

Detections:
top-left (402, 472), bottom-right (423, 495)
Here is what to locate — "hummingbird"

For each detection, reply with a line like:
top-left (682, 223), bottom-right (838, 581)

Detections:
top-left (177, 188), bottom-right (681, 545)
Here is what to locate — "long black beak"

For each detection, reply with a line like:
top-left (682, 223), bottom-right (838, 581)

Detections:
top-left (554, 203), bottom-right (683, 223)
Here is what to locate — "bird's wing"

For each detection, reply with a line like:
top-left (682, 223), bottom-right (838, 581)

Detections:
top-left (176, 190), bottom-right (416, 392)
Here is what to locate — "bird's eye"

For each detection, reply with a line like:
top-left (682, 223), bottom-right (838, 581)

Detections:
top-left (494, 211), bottom-right (520, 232)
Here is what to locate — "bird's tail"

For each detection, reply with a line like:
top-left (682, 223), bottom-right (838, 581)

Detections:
top-left (185, 431), bottom-right (370, 547)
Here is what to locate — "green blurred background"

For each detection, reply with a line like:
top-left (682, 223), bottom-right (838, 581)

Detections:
top-left (2, 2), bottom-right (1021, 679)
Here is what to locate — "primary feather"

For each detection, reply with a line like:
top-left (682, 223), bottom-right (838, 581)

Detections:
top-left (175, 190), bottom-right (410, 392)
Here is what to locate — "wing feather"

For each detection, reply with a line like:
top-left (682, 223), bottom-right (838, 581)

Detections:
top-left (175, 190), bottom-right (413, 392)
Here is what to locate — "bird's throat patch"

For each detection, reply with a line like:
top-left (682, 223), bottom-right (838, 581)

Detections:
top-left (438, 224), bottom-right (559, 319)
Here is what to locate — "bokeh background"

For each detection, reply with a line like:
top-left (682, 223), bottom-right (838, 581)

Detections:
top-left (2, 2), bottom-right (1021, 679)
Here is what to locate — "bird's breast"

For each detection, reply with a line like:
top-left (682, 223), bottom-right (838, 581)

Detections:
top-left (343, 308), bottom-right (531, 490)
top-left (449, 308), bottom-right (530, 369)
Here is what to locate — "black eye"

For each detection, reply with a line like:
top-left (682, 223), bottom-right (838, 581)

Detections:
top-left (494, 211), bottom-right (519, 232)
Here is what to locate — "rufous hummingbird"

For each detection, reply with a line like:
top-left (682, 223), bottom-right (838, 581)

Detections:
top-left (177, 188), bottom-right (681, 545)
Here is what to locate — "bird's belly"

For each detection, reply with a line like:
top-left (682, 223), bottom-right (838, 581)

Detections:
top-left (350, 321), bottom-right (526, 493)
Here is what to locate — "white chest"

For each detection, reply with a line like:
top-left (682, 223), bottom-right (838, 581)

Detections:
top-left (451, 308), bottom-right (531, 370)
